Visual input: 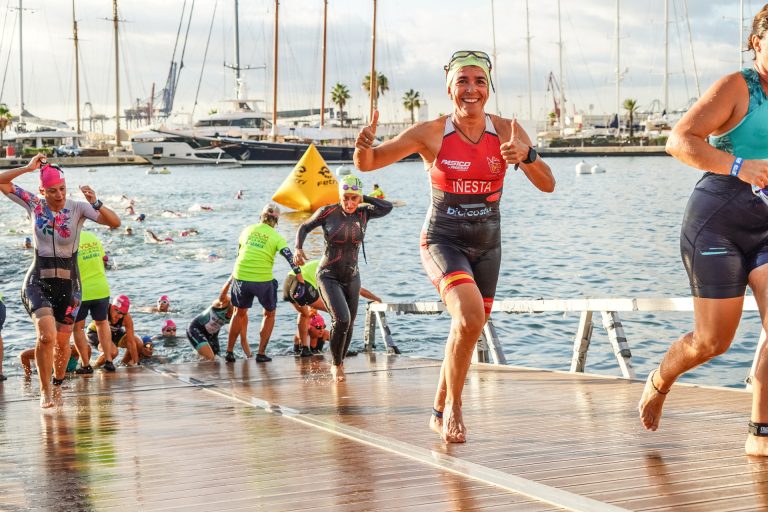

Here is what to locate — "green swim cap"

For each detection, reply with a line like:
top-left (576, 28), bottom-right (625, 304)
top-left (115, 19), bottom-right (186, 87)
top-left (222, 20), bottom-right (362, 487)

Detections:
top-left (339, 174), bottom-right (363, 197)
top-left (444, 50), bottom-right (494, 92)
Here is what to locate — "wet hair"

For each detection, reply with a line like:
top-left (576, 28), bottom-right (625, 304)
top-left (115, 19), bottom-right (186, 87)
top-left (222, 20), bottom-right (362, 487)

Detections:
top-left (747, 4), bottom-right (768, 58)
top-left (260, 212), bottom-right (278, 226)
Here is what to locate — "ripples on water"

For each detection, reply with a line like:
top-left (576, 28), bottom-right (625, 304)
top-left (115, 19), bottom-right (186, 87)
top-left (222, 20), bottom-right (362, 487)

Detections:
top-left (0, 157), bottom-right (761, 387)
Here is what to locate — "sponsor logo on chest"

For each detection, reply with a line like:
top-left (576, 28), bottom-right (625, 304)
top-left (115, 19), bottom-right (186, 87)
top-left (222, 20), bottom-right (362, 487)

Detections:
top-left (452, 179), bottom-right (493, 193)
top-left (440, 159), bottom-right (471, 171)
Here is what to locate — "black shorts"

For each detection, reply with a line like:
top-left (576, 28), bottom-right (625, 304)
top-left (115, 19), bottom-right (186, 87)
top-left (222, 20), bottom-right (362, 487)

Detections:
top-left (282, 274), bottom-right (320, 305)
top-left (681, 175), bottom-right (768, 298)
top-left (22, 272), bottom-right (80, 327)
top-left (230, 278), bottom-right (278, 311)
top-left (0, 301), bottom-right (5, 332)
top-left (420, 217), bottom-right (501, 315)
top-left (75, 297), bottom-right (110, 323)
top-left (87, 328), bottom-right (126, 349)
top-left (186, 321), bottom-right (220, 355)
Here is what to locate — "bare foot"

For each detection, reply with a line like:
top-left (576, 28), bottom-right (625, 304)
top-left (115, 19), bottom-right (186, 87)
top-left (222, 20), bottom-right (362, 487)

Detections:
top-left (638, 369), bottom-right (669, 431)
top-left (442, 403), bottom-right (467, 443)
top-left (429, 410), bottom-right (443, 437)
top-left (40, 386), bottom-right (54, 409)
top-left (330, 364), bottom-right (346, 382)
top-left (746, 431), bottom-right (768, 456)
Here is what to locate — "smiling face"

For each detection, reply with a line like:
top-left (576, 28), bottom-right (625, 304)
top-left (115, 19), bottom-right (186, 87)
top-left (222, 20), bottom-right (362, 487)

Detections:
top-left (448, 66), bottom-right (489, 117)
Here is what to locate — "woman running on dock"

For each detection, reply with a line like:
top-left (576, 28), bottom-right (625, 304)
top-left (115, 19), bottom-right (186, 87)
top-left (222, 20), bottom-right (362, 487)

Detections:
top-left (639, 5), bottom-right (768, 457)
top-left (353, 51), bottom-right (555, 443)
top-left (0, 155), bottom-right (120, 407)
top-left (294, 174), bottom-right (392, 382)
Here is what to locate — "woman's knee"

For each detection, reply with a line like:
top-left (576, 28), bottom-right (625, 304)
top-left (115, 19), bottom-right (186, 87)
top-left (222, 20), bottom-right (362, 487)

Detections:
top-left (452, 307), bottom-right (486, 339)
top-left (331, 316), bottom-right (351, 333)
top-left (690, 331), bottom-right (732, 359)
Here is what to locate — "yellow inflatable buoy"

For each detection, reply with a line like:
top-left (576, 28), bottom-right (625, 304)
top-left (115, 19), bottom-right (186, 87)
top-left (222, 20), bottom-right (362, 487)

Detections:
top-left (272, 144), bottom-right (339, 212)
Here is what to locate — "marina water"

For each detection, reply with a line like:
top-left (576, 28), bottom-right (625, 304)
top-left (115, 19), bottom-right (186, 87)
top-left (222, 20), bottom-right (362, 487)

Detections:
top-left (0, 156), bottom-right (759, 388)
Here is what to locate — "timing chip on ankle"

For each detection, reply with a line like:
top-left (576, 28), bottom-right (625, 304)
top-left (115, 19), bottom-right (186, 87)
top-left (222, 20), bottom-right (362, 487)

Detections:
top-left (748, 421), bottom-right (768, 436)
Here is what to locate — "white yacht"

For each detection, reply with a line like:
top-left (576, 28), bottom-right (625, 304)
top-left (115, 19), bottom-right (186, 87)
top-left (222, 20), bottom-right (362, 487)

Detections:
top-left (130, 130), bottom-right (237, 165)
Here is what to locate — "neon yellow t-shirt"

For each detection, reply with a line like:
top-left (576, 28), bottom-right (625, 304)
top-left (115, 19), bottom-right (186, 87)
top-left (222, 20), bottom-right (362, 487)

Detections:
top-left (290, 259), bottom-right (319, 289)
top-left (78, 231), bottom-right (110, 301)
top-left (233, 223), bottom-right (289, 282)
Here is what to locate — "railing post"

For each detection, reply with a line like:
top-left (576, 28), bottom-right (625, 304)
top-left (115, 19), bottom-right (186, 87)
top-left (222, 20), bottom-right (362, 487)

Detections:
top-left (746, 328), bottom-right (767, 390)
top-left (474, 333), bottom-right (490, 363)
top-left (570, 310), bottom-right (593, 373)
top-left (363, 303), bottom-right (376, 352)
top-left (480, 318), bottom-right (506, 365)
top-left (374, 310), bottom-right (399, 355)
top-left (600, 311), bottom-right (636, 379)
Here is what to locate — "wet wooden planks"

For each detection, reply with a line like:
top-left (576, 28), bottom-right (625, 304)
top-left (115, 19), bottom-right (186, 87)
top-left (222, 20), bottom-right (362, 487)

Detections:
top-left (0, 354), bottom-right (766, 511)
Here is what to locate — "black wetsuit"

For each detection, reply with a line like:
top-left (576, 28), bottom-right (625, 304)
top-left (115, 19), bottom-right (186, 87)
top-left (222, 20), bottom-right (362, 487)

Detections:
top-left (295, 196), bottom-right (392, 366)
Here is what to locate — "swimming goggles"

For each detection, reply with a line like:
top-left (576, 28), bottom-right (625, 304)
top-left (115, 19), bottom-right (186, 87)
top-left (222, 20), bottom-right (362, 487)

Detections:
top-left (341, 184), bottom-right (360, 191)
top-left (446, 51), bottom-right (493, 70)
top-left (752, 185), bottom-right (768, 206)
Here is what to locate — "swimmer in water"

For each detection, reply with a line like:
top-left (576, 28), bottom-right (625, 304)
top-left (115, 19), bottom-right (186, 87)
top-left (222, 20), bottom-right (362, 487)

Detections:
top-left (144, 229), bottom-right (173, 244)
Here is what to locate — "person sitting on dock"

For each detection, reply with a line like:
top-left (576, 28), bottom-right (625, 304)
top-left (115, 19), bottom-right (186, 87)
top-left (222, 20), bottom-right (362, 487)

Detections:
top-left (353, 50), bottom-right (555, 442)
top-left (0, 155), bottom-right (121, 407)
top-left (186, 279), bottom-right (233, 361)
top-left (88, 295), bottom-right (142, 367)
top-left (294, 175), bottom-right (393, 381)
top-left (20, 343), bottom-right (79, 379)
top-left (225, 203), bottom-right (306, 363)
top-left (639, 5), bottom-right (768, 457)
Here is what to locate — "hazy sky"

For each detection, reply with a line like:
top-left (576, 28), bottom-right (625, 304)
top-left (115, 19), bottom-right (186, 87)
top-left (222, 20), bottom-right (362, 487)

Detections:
top-left (0, 0), bottom-right (761, 126)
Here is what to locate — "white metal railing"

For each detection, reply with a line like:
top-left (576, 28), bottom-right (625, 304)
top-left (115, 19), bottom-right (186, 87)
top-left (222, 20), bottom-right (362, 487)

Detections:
top-left (363, 297), bottom-right (766, 389)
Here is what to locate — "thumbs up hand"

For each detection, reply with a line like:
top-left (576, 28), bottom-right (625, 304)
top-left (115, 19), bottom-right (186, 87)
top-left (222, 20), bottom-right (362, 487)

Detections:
top-left (500, 120), bottom-right (531, 169)
top-left (355, 110), bottom-right (379, 151)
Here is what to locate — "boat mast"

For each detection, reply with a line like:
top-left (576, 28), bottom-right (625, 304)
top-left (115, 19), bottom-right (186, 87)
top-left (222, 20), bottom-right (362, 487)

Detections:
top-left (234, 0), bottom-right (242, 98)
top-left (271, 0), bottom-right (279, 142)
top-left (72, 0), bottom-right (81, 133)
top-left (490, 0), bottom-right (499, 116)
top-left (664, 0), bottom-right (669, 113)
top-left (320, 0), bottom-right (328, 129)
top-left (740, 0), bottom-right (744, 69)
top-left (369, 0), bottom-right (377, 121)
top-left (616, 0), bottom-right (620, 134)
top-left (525, 0), bottom-right (532, 120)
top-left (556, 0), bottom-right (564, 134)
top-left (682, 0), bottom-right (700, 98)
top-left (113, 0), bottom-right (121, 145)
top-left (18, 0), bottom-right (24, 117)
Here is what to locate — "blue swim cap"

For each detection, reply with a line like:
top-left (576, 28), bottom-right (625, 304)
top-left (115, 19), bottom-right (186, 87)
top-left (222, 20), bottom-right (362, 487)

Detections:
top-left (141, 335), bottom-right (152, 344)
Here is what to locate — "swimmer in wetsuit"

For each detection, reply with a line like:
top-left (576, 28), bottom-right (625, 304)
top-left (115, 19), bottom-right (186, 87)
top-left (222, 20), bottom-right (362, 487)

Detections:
top-left (0, 155), bottom-right (121, 407)
top-left (294, 174), bottom-right (393, 381)
top-left (639, 5), bottom-right (768, 458)
top-left (186, 278), bottom-right (233, 360)
top-left (283, 259), bottom-right (382, 357)
top-left (353, 51), bottom-right (554, 442)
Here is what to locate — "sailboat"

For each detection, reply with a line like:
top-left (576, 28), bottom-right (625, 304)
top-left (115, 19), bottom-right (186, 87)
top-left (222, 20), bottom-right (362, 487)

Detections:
top-left (133, 0), bottom-right (359, 165)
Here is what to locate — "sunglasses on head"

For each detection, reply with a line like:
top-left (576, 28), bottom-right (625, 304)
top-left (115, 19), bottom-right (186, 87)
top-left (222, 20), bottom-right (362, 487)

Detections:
top-left (341, 184), bottom-right (360, 191)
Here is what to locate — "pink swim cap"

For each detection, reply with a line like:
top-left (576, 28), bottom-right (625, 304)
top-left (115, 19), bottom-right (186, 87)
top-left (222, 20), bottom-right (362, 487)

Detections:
top-left (39, 164), bottom-right (65, 189)
top-left (112, 295), bottom-right (131, 314)
top-left (309, 314), bottom-right (325, 329)
top-left (162, 319), bottom-right (176, 330)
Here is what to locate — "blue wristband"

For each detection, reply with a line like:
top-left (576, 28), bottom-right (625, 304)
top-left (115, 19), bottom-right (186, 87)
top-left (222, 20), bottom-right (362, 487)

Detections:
top-left (730, 157), bottom-right (744, 177)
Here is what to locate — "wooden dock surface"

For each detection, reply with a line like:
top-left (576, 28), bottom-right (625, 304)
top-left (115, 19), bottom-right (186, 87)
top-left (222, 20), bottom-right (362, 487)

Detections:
top-left (0, 354), bottom-right (765, 511)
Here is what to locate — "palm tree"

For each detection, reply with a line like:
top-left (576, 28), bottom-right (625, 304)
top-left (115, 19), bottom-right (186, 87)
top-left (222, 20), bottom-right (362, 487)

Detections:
top-left (623, 98), bottom-right (638, 138)
top-left (0, 104), bottom-right (12, 148)
top-left (402, 89), bottom-right (422, 125)
top-left (362, 72), bottom-right (389, 109)
top-left (330, 83), bottom-right (351, 126)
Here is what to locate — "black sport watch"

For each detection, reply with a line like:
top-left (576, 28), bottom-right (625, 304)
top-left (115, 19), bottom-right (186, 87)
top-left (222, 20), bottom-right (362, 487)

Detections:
top-left (522, 147), bottom-right (538, 165)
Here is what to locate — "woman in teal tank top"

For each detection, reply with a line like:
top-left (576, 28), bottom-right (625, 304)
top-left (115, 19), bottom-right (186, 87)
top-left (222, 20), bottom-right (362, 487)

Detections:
top-left (639, 4), bottom-right (768, 457)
